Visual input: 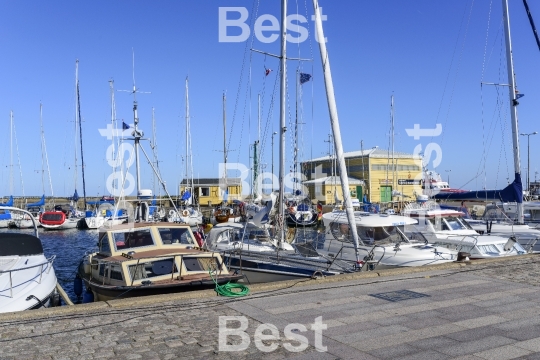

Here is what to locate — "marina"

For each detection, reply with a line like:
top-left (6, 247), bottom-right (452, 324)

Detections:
top-left (2, 0), bottom-right (540, 358)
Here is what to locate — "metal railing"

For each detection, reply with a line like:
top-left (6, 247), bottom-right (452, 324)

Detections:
top-left (0, 256), bottom-right (56, 298)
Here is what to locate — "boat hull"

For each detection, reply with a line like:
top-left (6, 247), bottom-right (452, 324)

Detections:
top-left (80, 273), bottom-right (243, 301)
top-left (41, 219), bottom-right (79, 230)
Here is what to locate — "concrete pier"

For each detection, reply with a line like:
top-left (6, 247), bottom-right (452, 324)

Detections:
top-left (1, 255), bottom-right (540, 359)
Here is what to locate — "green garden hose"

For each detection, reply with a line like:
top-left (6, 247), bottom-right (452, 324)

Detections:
top-left (208, 269), bottom-right (250, 297)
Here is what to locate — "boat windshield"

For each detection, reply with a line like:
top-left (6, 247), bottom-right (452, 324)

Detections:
top-left (357, 225), bottom-right (409, 246)
top-left (157, 227), bottom-right (194, 245)
top-left (428, 216), bottom-right (472, 231)
top-left (113, 228), bottom-right (156, 251)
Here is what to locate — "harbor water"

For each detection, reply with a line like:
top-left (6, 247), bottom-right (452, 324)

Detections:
top-left (0, 228), bottom-right (98, 304)
top-left (0, 225), bottom-right (327, 304)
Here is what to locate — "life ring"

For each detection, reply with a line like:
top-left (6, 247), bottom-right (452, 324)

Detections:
top-left (182, 209), bottom-right (189, 217)
top-left (169, 209), bottom-right (176, 217)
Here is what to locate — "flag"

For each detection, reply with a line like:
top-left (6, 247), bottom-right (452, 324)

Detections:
top-left (122, 122), bottom-right (130, 130)
top-left (300, 73), bottom-right (312, 84)
top-left (265, 67), bottom-right (272, 76)
top-left (516, 93), bottom-right (525, 99)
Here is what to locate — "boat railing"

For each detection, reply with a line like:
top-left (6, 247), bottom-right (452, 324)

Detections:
top-left (0, 255), bottom-right (56, 298)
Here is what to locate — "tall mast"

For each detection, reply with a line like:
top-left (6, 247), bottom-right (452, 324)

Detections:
top-left (223, 92), bottom-right (227, 173)
top-left (40, 105), bottom-right (54, 199)
top-left (313, 0), bottom-right (361, 262)
top-left (151, 107), bottom-right (156, 196)
top-left (502, 0), bottom-right (524, 223)
top-left (76, 60), bottom-right (87, 209)
top-left (184, 76), bottom-right (193, 205)
top-left (109, 80), bottom-right (118, 199)
top-left (391, 94), bottom-right (395, 189)
top-left (9, 110), bottom-right (13, 195)
top-left (74, 61), bottom-right (79, 194)
top-left (294, 70), bottom-right (299, 192)
top-left (278, 0), bottom-right (288, 246)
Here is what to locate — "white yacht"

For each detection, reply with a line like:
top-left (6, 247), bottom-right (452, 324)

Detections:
top-left (402, 198), bottom-right (531, 256)
top-left (0, 207), bottom-right (59, 313)
top-left (320, 210), bottom-right (458, 269)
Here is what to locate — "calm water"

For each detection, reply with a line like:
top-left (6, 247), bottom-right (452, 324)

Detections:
top-left (0, 227), bottom-right (98, 303)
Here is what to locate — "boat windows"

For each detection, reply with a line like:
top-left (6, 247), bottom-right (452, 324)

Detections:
top-left (477, 244), bottom-right (501, 256)
top-left (98, 232), bottom-right (110, 254)
top-left (357, 225), bottom-right (408, 245)
top-left (128, 258), bottom-right (178, 280)
top-left (157, 228), bottom-right (194, 245)
top-left (109, 264), bottom-right (123, 280)
top-left (444, 217), bottom-right (464, 231)
top-left (114, 228), bottom-right (156, 251)
top-left (183, 256), bottom-right (220, 272)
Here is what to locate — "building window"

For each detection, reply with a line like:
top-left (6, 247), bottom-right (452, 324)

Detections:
top-left (200, 187), bottom-right (210, 197)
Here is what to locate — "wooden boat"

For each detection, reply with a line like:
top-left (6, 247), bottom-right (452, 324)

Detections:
top-left (78, 222), bottom-right (242, 301)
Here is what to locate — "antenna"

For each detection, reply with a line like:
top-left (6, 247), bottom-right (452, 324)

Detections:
top-left (117, 50), bottom-right (151, 195)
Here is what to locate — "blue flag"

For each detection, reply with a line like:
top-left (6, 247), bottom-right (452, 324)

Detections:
top-left (516, 94), bottom-right (525, 99)
top-left (300, 73), bottom-right (312, 84)
top-left (122, 122), bottom-right (130, 130)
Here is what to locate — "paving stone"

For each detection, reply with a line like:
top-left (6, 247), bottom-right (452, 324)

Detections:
top-left (438, 335), bottom-right (516, 356)
top-left (473, 344), bottom-right (532, 360)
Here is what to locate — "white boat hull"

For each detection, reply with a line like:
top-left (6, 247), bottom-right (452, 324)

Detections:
top-left (0, 255), bottom-right (57, 313)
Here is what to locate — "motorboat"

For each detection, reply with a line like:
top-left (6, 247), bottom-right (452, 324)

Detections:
top-left (78, 221), bottom-right (242, 301)
top-left (40, 204), bottom-right (84, 230)
top-left (320, 210), bottom-right (458, 269)
top-left (204, 222), bottom-right (295, 253)
top-left (429, 235), bottom-right (526, 259)
top-left (404, 197), bottom-right (540, 253)
top-left (0, 207), bottom-right (59, 313)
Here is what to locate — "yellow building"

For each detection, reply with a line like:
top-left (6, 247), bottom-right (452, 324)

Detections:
top-left (303, 176), bottom-right (364, 205)
top-left (179, 178), bottom-right (242, 207)
top-left (301, 148), bottom-right (422, 204)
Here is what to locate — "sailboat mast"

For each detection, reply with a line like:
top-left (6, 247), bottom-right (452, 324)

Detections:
top-left (278, 0), bottom-right (288, 245)
top-left (223, 92), bottom-right (227, 170)
top-left (391, 94), bottom-right (395, 190)
top-left (109, 80), bottom-right (118, 199)
top-left (10, 111), bottom-right (13, 195)
top-left (313, 0), bottom-right (361, 262)
top-left (502, 0), bottom-right (524, 223)
top-left (74, 61), bottom-right (79, 195)
top-left (40, 104), bottom-right (54, 198)
top-left (76, 60), bottom-right (87, 209)
top-left (40, 104), bottom-right (45, 194)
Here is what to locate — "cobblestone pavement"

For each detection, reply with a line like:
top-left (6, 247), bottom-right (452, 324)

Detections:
top-left (1, 256), bottom-right (540, 359)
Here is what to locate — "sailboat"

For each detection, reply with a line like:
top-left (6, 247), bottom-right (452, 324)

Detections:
top-left (169, 77), bottom-right (202, 226)
top-left (41, 60), bottom-right (86, 230)
top-left (213, 0), bottom-right (370, 283)
top-left (432, 0), bottom-right (540, 251)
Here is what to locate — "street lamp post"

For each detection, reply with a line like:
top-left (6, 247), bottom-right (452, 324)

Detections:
top-left (271, 131), bottom-right (277, 191)
top-left (520, 131), bottom-right (537, 192)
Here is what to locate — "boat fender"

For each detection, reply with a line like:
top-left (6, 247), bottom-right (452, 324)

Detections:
top-left (82, 289), bottom-right (94, 303)
top-left (73, 274), bottom-right (83, 297)
top-left (182, 209), bottom-right (189, 217)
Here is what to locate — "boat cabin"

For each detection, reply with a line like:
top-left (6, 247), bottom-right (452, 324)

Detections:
top-left (86, 222), bottom-right (230, 294)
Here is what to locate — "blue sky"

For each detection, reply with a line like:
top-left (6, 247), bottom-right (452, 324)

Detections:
top-left (1, 0), bottom-right (539, 197)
